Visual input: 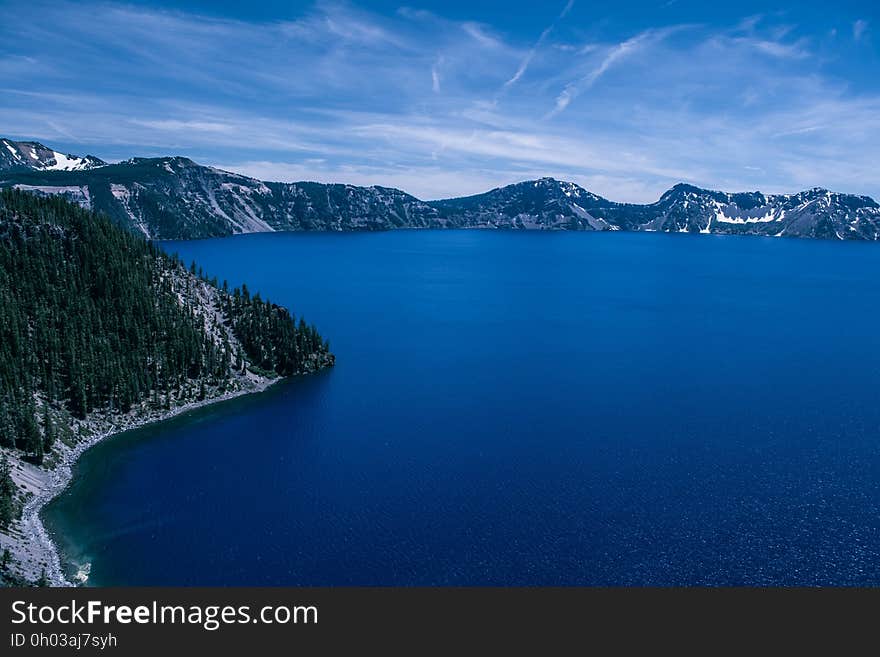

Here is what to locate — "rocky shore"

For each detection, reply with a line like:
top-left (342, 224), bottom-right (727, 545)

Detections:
top-left (1, 370), bottom-right (279, 587)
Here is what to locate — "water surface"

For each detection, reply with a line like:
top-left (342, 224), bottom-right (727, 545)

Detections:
top-left (45, 230), bottom-right (880, 585)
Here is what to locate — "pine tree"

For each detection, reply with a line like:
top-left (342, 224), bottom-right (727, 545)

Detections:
top-left (42, 404), bottom-right (55, 453)
top-left (0, 454), bottom-right (15, 528)
top-left (21, 407), bottom-right (43, 463)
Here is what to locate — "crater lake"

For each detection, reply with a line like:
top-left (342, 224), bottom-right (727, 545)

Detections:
top-left (43, 230), bottom-right (880, 585)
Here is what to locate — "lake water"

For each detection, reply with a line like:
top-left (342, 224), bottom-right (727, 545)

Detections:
top-left (44, 230), bottom-right (880, 585)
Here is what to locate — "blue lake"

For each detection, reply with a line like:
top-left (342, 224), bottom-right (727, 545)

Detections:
top-left (44, 230), bottom-right (880, 585)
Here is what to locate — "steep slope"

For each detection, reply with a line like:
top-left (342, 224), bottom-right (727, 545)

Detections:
top-left (0, 188), bottom-right (334, 583)
top-left (1, 157), bottom-right (442, 239)
top-left (0, 138), bottom-right (105, 172)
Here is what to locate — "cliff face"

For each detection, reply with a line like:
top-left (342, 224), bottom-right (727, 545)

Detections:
top-left (1, 156), bottom-right (443, 239)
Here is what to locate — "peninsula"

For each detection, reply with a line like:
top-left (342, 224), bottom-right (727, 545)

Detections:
top-left (0, 189), bottom-right (334, 585)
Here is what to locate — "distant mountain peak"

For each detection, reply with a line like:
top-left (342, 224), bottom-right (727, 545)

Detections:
top-left (508, 177), bottom-right (606, 202)
top-left (661, 182), bottom-right (713, 198)
top-left (0, 137), bottom-right (105, 172)
top-left (121, 155), bottom-right (199, 168)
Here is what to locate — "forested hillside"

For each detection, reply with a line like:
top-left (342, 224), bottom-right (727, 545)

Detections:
top-left (0, 189), bottom-right (333, 546)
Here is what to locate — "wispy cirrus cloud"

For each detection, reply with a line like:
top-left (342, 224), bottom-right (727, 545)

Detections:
top-left (461, 22), bottom-right (504, 49)
top-left (0, 0), bottom-right (878, 203)
top-left (431, 56), bottom-right (444, 93)
top-left (711, 15), bottom-right (811, 59)
top-left (549, 27), bottom-right (685, 117)
top-left (503, 0), bottom-right (575, 88)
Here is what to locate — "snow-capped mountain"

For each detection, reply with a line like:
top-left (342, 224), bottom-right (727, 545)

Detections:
top-left (433, 179), bottom-right (880, 239)
top-left (0, 138), bottom-right (105, 172)
top-left (592, 183), bottom-right (880, 240)
top-left (1, 137), bottom-right (878, 240)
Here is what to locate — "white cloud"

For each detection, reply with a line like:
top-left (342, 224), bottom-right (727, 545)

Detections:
top-left (504, 0), bottom-right (575, 88)
top-left (549, 27), bottom-right (683, 116)
top-left (431, 57), bottom-right (443, 93)
top-left (461, 22), bottom-right (503, 49)
top-left (0, 0), bottom-right (878, 203)
top-left (722, 36), bottom-right (810, 59)
top-left (853, 19), bottom-right (868, 42)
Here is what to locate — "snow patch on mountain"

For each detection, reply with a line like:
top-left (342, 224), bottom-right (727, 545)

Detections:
top-left (0, 138), bottom-right (106, 172)
top-left (45, 152), bottom-right (87, 171)
top-left (713, 202), bottom-right (782, 224)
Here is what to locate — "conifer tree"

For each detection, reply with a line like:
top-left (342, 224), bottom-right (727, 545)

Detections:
top-left (0, 454), bottom-right (15, 528)
top-left (42, 405), bottom-right (55, 453)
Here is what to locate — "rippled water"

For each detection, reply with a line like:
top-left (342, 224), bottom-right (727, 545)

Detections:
top-left (44, 230), bottom-right (880, 585)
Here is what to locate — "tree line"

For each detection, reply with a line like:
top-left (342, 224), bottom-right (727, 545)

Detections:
top-left (0, 188), bottom-right (332, 525)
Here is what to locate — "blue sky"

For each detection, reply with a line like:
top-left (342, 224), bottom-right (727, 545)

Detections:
top-left (1, 0), bottom-right (878, 201)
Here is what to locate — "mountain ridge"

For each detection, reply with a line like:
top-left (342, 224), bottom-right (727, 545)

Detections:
top-left (1, 137), bottom-right (878, 241)
top-left (0, 137), bottom-right (105, 173)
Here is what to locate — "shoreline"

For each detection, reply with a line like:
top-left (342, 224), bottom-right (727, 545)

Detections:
top-left (18, 376), bottom-right (281, 587)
